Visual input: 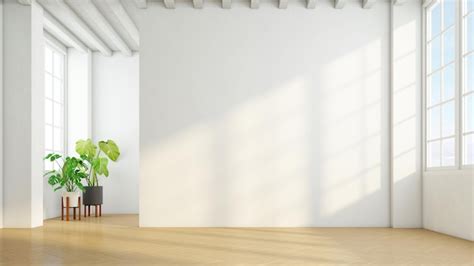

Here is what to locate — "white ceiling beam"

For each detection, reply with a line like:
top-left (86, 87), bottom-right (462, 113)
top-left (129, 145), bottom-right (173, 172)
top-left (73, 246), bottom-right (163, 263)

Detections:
top-left (250, 0), bottom-right (259, 8)
top-left (423, 0), bottom-right (438, 8)
top-left (362, 0), bottom-right (376, 8)
top-left (38, 0), bottom-right (112, 56)
top-left (67, 0), bottom-right (131, 56)
top-left (278, 0), bottom-right (287, 9)
top-left (18, 0), bottom-right (32, 4)
top-left (164, 0), bottom-right (175, 9)
top-left (101, 0), bottom-right (139, 49)
top-left (222, 0), bottom-right (231, 9)
top-left (193, 0), bottom-right (204, 8)
top-left (43, 11), bottom-right (88, 53)
top-left (392, 0), bottom-right (405, 5)
top-left (307, 0), bottom-right (316, 9)
top-left (134, 0), bottom-right (147, 8)
top-left (335, 0), bottom-right (345, 8)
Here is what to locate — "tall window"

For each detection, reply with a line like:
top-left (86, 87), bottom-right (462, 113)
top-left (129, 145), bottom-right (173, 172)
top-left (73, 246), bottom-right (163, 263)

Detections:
top-left (425, 0), bottom-right (474, 169)
top-left (44, 44), bottom-right (66, 171)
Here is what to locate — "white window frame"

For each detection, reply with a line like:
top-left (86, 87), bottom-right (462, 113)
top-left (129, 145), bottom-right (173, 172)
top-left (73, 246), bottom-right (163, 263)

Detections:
top-left (44, 37), bottom-right (68, 171)
top-left (462, 1), bottom-right (474, 167)
top-left (423, 0), bottom-right (474, 172)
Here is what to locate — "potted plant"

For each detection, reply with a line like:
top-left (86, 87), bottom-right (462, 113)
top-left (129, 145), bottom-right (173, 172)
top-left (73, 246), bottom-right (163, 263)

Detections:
top-left (75, 139), bottom-right (120, 208)
top-left (43, 153), bottom-right (87, 207)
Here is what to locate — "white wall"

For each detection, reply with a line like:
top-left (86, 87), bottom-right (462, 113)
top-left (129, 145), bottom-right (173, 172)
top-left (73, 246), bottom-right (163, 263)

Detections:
top-left (0, 0), bottom-right (3, 228)
top-left (92, 52), bottom-right (139, 214)
top-left (139, 0), bottom-right (391, 227)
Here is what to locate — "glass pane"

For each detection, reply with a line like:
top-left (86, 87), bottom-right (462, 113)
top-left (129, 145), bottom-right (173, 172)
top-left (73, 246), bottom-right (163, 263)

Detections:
top-left (467, 14), bottom-right (474, 53)
top-left (443, 28), bottom-right (455, 64)
top-left (444, 0), bottom-right (455, 29)
top-left (442, 101), bottom-right (455, 137)
top-left (443, 64), bottom-right (455, 100)
top-left (431, 4), bottom-right (442, 38)
top-left (430, 36), bottom-right (442, 72)
top-left (45, 125), bottom-right (53, 150)
top-left (466, 54), bottom-right (474, 93)
top-left (468, 0), bottom-right (474, 13)
top-left (53, 102), bottom-right (63, 126)
top-left (53, 77), bottom-right (62, 102)
top-left (53, 127), bottom-right (63, 151)
top-left (464, 134), bottom-right (474, 165)
top-left (464, 93), bottom-right (474, 133)
top-left (428, 106), bottom-right (441, 140)
top-left (53, 52), bottom-right (63, 78)
top-left (45, 47), bottom-right (52, 73)
top-left (429, 71), bottom-right (442, 106)
top-left (45, 74), bottom-right (53, 99)
top-left (45, 99), bottom-right (53, 125)
top-left (442, 137), bottom-right (455, 166)
top-left (428, 141), bottom-right (441, 167)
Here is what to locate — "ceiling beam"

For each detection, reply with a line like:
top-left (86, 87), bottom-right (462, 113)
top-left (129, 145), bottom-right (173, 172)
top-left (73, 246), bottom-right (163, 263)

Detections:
top-left (222, 0), bottom-right (231, 9)
top-left (362, 0), bottom-right (376, 8)
top-left (335, 0), bottom-right (345, 8)
top-left (67, 0), bottom-right (131, 56)
top-left (134, 0), bottom-right (147, 8)
top-left (43, 11), bottom-right (89, 53)
top-left (193, 0), bottom-right (204, 8)
top-left (278, 0), bottom-right (288, 9)
top-left (250, 0), bottom-right (259, 9)
top-left (307, 0), bottom-right (316, 9)
top-left (164, 0), bottom-right (175, 9)
top-left (17, 0), bottom-right (32, 4)
top-left (38, 0), bottom-right (112, 56)
top-left (101, 0), bottom-right (139, 48)
top-left (393, 0), bottom-right (406, 5)
top-left (423, 0), bottom-right (438, 8)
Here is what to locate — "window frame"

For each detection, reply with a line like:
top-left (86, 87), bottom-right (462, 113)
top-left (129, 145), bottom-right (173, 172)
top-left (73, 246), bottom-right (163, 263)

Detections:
top-left (44, 38), bottom-right (68, 171)
top-left (423, 0), bottom-right (474, 172)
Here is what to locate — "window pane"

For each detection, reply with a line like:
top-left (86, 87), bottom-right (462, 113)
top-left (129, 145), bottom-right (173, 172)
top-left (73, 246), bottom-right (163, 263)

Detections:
top-left (53, 77), bottom-right (63, 102)
top-left (429, 71), bottom-right (442, 106)
top-left (45, 99), bottom-right (53, 125)
top-left (45, 47), bottom-right (52, 73)
top-left (442, 137), bottom-right (455, 166)
top-left (45, 73), bottom-right (53, 99)
top-left (464, 93), bottom-right (474, 132)
top-left (468, 0), bottom-right (474, 13)
top-left (431, 4), bottom-right (442, 38)
top-left (53, 127), bottom-right (63, 151)
top-left (428, 106), bottom-right (441, 140)
top-left (466, 54), bottom-right (474, 93)
top-left (467, 14), bottom-right (474, 53)
top-left (53, 102), bottom-right (63, 126)
top-left (53, 52), bottom-right (63, 78)
top-left (428, 141), bottom-right (441, 167)
top-left (464, 134), bottom-right (474, 165)
top-left (444, 0), bottom-right (455, 29)
top-left (442, 101), bottom-right (455, 137)
top-left (443, 28), bottom-right (455, 64)
top-left (430, 36), bottom-right (442, 72)
top-left (45, 125), bottom-right (53, 150)
top-left (443, 64), bottom-right (455, 100)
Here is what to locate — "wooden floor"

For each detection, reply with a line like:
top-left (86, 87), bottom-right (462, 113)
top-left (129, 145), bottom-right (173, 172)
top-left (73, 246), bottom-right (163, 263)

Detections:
top-left (0, 215), bottom-right (472, 265)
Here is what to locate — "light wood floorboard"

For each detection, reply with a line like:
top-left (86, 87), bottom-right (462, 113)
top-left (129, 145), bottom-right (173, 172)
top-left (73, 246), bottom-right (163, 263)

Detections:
top-left (0, 214), bottom-right (472, 265)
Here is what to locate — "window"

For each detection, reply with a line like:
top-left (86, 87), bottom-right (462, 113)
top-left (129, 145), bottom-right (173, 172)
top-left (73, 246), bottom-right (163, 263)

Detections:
top-left (425, 0), bottom-right (473, 169)
top-left (44, 44), bottom-right (66, 171)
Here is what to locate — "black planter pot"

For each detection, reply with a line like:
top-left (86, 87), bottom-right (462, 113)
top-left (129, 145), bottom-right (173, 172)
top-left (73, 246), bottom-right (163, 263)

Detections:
top-left (83, 186), bottom-right (103, 205)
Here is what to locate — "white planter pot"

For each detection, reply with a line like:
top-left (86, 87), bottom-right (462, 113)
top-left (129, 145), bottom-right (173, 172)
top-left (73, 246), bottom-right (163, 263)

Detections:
top-left (62, 191), bottom-right (81, 207)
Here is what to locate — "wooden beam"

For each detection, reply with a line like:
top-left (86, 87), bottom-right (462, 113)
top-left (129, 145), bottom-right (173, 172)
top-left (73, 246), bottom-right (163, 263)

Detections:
top-left (307, 0), bottom-right (316, 9)
top-left (193, 0), bottom-right (204, 8)
top-left (222, 0), bottom-right (231, 9)
top-left (164, 0), bottom-right (175, 9)
top-left (67, 0), bottom-right (131, 56)
top-left (101, 0), bottom-right (139, 48)
top-left (393, 0), bottom-right (406, 5)
top-left (43, 11), bottom-right (89, 53)
top-left (38, 0), bottom-right (112, 56)
top-left (250, 0), bottom-right (259, 9)
top-left (335, 0), bottom-right (345, 8)
top-left (362, 0), bottom-right (376, 8)
top-left (134, 0), bottom-right (147, 9)
top-left (279, 0), bottom-right (288, 9)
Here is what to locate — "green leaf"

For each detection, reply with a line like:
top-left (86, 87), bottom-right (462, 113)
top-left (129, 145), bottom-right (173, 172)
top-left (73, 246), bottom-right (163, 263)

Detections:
top-left (93, 157), bottom-right (109, 177)
top-left (99, 140), bottom-right (120, 161)
top-left (75, 139), bottom-right (97, 159)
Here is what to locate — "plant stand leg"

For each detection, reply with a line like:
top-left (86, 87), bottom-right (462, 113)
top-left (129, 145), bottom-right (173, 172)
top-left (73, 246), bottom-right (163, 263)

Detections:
top-left (78, 197), bottom-right (81, 221)
top-left (66, 197), bottom-right (70, 222)
top-left (95, 205), bottom-right (98, 217)
top-left (88, 205), bottom-right (91, 217)
top-left (99, 205), bottom-right (102, 217)
top-left (61, 197), bottom-right (64, 221)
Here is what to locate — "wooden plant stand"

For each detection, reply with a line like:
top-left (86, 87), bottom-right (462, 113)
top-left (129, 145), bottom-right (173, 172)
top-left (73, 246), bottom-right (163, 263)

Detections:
top-left (61, 196), bottom-right (81, 221)
top-left (84, 204), bottom-right (102, 217)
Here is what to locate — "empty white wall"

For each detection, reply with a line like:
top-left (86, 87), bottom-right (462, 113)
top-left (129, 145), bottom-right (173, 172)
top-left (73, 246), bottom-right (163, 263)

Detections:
top-left (0, 0), bottom-right (3, 228)
top-left (139, 0), bottom-right (391, 227)
top-left (92, 52), bottom-right (139, 214)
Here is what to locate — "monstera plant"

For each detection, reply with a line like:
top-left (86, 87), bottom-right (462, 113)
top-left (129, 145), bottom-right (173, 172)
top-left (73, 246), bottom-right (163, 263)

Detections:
top-left (75, 139), bottom-right (120, 210)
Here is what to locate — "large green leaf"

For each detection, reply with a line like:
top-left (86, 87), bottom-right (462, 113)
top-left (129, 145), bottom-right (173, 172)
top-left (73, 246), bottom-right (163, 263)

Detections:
top-left (93, 157), bottom-right (109, 177)
top-left (75, 139), bottom-right (97, 159)
top-left (99, 140), bottom-right (120, 161)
